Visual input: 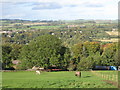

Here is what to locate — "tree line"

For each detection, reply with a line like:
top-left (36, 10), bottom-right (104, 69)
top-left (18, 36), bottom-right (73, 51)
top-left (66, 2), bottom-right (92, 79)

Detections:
top-left (2, 35), bottom-right (119, 70)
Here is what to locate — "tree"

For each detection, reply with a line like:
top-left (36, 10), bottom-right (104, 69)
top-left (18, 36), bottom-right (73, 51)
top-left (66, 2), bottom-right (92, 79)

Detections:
top-left (72, 43), bottom-right (83, 59)
top-left (67, 58), bottom-right (77, 71)
top-left (92, 52), bottom-right (102, 66)
top-left (62, 47), bottom-right (71, 69)
top-left (19, 35), bottom-right (69, 69)
top-left (2, 44), bottom-right (12, 69)
top-left (83, 41), bottom-right (100, 55)
top-left (113, 42), bottom-right (120, 66)
top-left (77, 56), bottom-right (94, 71)
top-left (10, 44), bottom-right (22, 60)
top-left (101, 43), bottom-right (117, 66)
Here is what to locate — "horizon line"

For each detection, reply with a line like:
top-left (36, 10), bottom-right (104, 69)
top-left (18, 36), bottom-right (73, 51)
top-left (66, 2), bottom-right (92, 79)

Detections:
top-left (0, 18), bottom-right (118, 21)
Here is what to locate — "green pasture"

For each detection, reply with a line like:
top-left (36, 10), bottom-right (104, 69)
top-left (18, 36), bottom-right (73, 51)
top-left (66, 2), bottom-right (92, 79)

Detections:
top-left (2, 71), bottom-right (118, 88)
top-left (31, 25), bottom-right (64, 29)
top-left (83, 23), bottom-right (109, 26)
top-left (92, 71), bottom-right (118, 82)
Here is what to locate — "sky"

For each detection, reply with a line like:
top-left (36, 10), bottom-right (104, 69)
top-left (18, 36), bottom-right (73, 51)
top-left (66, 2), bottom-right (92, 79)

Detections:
top-left (0, 0), bottom-right (119, 20)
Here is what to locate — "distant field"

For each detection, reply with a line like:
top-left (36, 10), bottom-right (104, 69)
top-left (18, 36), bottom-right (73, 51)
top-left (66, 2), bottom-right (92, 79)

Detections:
top-left (2, 71), bottom-right (118, 88)
top-left (2, 23), bottom-right (48, 26)
top-left (23, 23), bottom-right (48, 25)
top-left (99, 39), bottom-right (118, 42)
top-left (95, 38), bottom-right (118, 42)
top-left (31, 25), bottom-right (64, 29)
top-left (84, 23), bottom-right (109, 26)
top-left (106, 31), bottom-right (118, 36)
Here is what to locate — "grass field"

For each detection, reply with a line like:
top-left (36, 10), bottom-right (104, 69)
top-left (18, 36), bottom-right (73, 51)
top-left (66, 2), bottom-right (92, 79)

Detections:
top-left (31, 25), bottom-right (64, 29)
top-left (94, 38), bottom-right (118, 42)
top-left (2, 71), bottom-right (118, 88)
top-left (106, 31), bottom-right (118, 36)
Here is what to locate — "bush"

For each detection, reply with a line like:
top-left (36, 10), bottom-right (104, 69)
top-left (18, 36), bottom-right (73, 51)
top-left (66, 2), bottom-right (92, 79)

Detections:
top-left (67, 64), bottom-right (76, 71)
top-left (77, 57), bottom-right (94, 71)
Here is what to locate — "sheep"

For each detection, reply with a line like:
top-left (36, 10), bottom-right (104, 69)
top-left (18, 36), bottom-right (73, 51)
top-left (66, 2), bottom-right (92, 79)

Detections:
top-left (36, 70), bottom-right (40, 75)
top-left (75, 71), bottom-right (81, 77)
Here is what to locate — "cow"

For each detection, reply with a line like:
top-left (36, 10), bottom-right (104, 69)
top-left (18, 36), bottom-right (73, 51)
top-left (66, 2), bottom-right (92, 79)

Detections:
top-left (75, 71), bottom-right (81, 77)
top-left (36, 70), bottom-right (40, 75)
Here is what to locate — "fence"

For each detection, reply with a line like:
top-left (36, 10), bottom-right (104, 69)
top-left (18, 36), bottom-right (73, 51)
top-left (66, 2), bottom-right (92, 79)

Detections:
top-left (91, 70), bottom-right (118, 82)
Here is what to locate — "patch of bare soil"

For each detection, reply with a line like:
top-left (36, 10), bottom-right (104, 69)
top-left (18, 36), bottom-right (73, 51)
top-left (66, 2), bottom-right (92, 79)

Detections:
top-left (103, 80), bottom-right (120, 88)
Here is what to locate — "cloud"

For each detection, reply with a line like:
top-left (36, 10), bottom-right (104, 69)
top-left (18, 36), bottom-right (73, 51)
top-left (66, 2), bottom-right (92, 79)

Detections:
top-left (9, 2), bottom-right (33, 6)
top-left (32, 2), bottom-right (62, 10)
top-left (85, 4), bottom-right (104, 7)
top-left (84, 2), bottom-right (104, 8)
top-left (14, 2), bottom-right (29, 5)
top-left (2, 14), bottom-right (25, 19)
top-left (1, 0), bottom-right (118, 20)
top-left (66, 5), bottom-right (78, 7)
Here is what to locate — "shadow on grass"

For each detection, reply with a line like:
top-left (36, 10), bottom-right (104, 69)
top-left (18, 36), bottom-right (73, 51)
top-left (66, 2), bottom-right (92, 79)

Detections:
top-left (83, 76), bottom-right (91, 78)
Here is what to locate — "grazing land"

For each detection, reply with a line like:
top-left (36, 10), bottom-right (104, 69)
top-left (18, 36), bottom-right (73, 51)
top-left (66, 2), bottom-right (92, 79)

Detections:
top-left (95, 38), bottom-right (118, 42)
top-left (2, 71), bottom-right (118, 88)
top-left (106, 31), bottom-right (118, 36)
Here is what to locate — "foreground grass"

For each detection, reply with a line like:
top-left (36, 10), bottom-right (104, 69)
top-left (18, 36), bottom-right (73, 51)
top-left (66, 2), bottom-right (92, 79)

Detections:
top-left (2, 71), bottom-right (117, 88)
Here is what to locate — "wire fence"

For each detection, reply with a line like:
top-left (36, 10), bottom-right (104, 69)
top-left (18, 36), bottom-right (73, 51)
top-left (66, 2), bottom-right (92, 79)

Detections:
top-left (91, 70), bottom-right (118, 82)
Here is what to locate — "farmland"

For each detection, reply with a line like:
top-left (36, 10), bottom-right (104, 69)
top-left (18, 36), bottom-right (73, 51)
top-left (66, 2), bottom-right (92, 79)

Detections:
top-left (106, 31), bottom-right (118, 36)
top-left (1, 19), bottom-right (119, 89)
top-left (2, 71), bottom-right (118, 88)
top-left (94, 38), bottom-right (119, 42)
top-left (31, 25), bottom-right (64, 29)
top-left (1, 19), bottom-right (118, 45)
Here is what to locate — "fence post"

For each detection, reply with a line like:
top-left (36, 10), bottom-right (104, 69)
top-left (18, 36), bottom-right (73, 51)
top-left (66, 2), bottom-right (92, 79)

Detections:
top-left (112, 75), bottom-right (114, 81)
top-left (116, 75), bottom-right (118, 82)
top-left (107, 75), bottom-right (108, 80)
top-left (108, 75), bottom-right (109, 80)
top-left (105, 75), bottom-right (107, 80)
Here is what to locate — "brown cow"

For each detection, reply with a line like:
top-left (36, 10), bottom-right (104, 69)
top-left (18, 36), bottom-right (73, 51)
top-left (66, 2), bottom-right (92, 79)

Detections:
top-left (75, 71), bottom-right (81, 77)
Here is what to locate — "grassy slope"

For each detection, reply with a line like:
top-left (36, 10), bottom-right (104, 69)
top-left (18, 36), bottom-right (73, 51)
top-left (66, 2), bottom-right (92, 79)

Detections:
top-left (2, 71), bottom-right (117, 88)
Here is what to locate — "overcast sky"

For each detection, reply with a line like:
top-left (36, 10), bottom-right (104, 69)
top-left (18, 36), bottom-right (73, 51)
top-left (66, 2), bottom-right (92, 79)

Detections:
top-left (1, 0), bottom-right (119, 20)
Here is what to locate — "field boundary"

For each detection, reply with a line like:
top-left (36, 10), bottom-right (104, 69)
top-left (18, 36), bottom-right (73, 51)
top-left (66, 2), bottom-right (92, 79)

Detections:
top-left (91, 71), bottom-right (118, 88)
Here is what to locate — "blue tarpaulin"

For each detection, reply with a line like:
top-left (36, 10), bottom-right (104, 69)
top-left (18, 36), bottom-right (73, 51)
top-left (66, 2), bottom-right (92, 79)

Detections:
top-left (110, 66), bottom-right (117, 70)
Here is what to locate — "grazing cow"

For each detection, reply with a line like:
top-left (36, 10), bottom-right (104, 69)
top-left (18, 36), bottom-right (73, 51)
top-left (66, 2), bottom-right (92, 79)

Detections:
top-left (75, 71), bottom-right (81, 77)
top-left (36, 70), bottom-right (40, 75)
